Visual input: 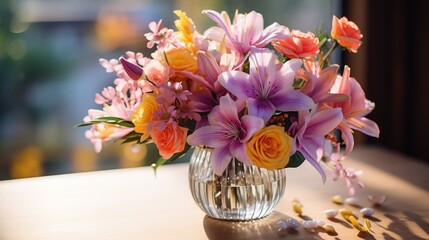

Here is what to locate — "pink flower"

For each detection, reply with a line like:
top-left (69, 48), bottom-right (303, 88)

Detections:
top-left (203, 10), bottom-right (290, 55)
top-left (83, 109), bottom-right (133, 152)
top-left (143, 59), bottom-right (169, 86)
top-left (330, 66), bottom-right (380, 155)
top-left (144, 20), bottom-right (180, 50)
top-left (187, 95), bottom-right (264, 175)
top-left (273, 30), bottom-right (320, 60)
top-left (300, 65), bottom-right (349, 104)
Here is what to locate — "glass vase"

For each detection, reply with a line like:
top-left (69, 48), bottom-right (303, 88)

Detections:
top-left (189, 146), bottom-right (287, 221)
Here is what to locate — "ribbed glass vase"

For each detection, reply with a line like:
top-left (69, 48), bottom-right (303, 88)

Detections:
top-left (189, 146), bottom-right (287, 221)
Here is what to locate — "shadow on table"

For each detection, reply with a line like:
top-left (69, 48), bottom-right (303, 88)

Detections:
top-left (203, 211), bottom-right (332, 240)
top-left (379, 207), bottom-right (429, 240)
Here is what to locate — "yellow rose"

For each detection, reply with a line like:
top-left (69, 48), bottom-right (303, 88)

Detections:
top-left (164, 47), bottom-right (198, 78)
top-left (131, 93), bottom-right (158, 141)
top-left (246, 125), bottom-right (293, 170)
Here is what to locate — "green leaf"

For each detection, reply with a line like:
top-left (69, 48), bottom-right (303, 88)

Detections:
top-left (286, 151), bottom-right (306, 168)
top-left (75, 122), bottom-right (94, 127)
top-left (120, 131), bottom-right (141, 140)
top-left (120, 137), bottom-right (141, 144)
top-left (77, 117), bottom-right (135, 128)
top-left (94, 117), bottom-right (135, 127)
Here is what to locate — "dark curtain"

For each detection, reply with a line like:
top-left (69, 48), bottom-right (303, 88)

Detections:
top-left (343, 1), bottom-right (429, 162)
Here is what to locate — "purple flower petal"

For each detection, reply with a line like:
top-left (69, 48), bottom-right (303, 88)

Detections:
top-left (248, 48), bottom-right (276, 89)
top-left (187, 126), bottom-right (228, 148)
top-left (211, 146), bottom-right (233, 175)
top-left (240, 115), bottom-right (265, 142)
top-left (272, 90), bottom-right (315, 112)
top-left (274, 58), bottom-right (302, 90)
top-left (299, 139), bottom-right (327, 183)
top-left (218, 71), bottom-right (256, 98)
top-left (230, 143), bottom-right (253, 166)
top-left (247, 98), bottom-right (276, 123)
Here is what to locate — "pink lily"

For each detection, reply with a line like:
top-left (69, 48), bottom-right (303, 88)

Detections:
top-left (218, 47), bottom-right (315, 123)
top-left (187, 94), bottom-right (264, 175)
top-left (203, 10), bottom-right (290, 55)
top-left (289, 107), bottom-right (343, 182)
top-left (330, 66), bottom-right (380, 155)
top-left (300, 65), bottom-right (349, 104)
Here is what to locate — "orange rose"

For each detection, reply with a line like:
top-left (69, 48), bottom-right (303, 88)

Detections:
top-left (273, 30), bottom-right (319, 60)
top-left (151, 122), bottom-right (188, 159)
top-left (246, 125), bottom-right (293, 170)
top-left (331, 16), bottom-right (362, 53)
top-left (132, 93), bottom-right (158, 141)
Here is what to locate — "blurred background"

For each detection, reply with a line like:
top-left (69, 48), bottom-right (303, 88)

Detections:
top-left (1, 0), bottom-right (427, 180)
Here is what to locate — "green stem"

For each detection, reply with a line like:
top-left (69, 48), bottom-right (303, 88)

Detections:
top-left (321, 41), bottom-right (338, 67)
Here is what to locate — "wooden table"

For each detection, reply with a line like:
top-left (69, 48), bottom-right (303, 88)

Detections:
top-left (0, 146), bottom-right (428, 240)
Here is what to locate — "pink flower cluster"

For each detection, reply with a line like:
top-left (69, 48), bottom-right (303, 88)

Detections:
top-left (81, 10), bottom-right (378, 195)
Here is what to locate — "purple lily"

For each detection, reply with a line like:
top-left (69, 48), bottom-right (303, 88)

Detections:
top-left (218, 47), bottom-right (315, 123)
top-left (289, 107), bottom-right (343, 183)
top-left (187, 94), bottom-right (264, 175)
top-left (203, 10), bottom-right (290, 55)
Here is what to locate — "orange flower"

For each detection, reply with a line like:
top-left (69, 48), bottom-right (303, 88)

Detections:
top-left (132, 93), bottom-right (158, 141)
top-left (331, 16), bottom-right (362, 53)
top-left (246, 125), bottom-right (293, 170)
top-left (273, 30), bottom-right (319, 60)
top-left (151, 122), bottom-right (188, 159)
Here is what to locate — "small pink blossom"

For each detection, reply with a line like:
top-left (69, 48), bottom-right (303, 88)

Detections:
top-left (144, 20), bottom-right (180, 50)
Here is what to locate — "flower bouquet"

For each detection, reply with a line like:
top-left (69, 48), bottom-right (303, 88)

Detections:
top-left (79, 10), bottom-right (379, 200)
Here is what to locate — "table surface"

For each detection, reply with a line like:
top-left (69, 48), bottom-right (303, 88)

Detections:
top-left (0, 146), bottom-right (428, 240)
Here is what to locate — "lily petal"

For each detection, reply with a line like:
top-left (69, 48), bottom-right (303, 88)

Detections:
top-left (276, 58), bottom-right (303, 88)
top-left (254, 22), bottom-right (290, 47)
top-left (300, 139), bottom-right (327, 183)
top-left (348, 117), bottom-right (380, 138)
top-left (247, 98), bottom-right (276, 123)
top-left (306, 108), bottom-right (343, 136)
top-left (218, 71), bottom-right (255, 98)
top-left (211, 146), bottom-right (233, 175)
top-left (338, 121), bottom-right (355, 155)
top-left (197, 52), bottom-right (221, 85)
top-left (272, 90), bottom-right (315, 112)
top-left (240, 115), bottom-right (265, 142)
top-left (202, 10), bottom-right (235, 43)
top-left (230, 143), bottom-right (253, 166)
top-left (187, 125), bottom-right (228, 148)
top-left (248, 48), bottom-right (276, 89)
